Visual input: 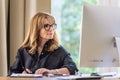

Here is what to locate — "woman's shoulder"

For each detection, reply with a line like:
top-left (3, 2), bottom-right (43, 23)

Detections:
top-left (18, 46), bottom-right (30, 51)
top-left (55, 45), bottom-right (70, 55)
top-left (17, 47), bottom-right (30, 55)
top-left (57, 45), bottom-right (66, 50)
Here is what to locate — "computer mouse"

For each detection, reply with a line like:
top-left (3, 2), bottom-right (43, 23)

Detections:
top-left (90, 73), bottom-right (100, 76)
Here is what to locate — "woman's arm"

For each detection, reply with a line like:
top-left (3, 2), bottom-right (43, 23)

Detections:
top-left (60, 46), bottom-right (78, 75)
top-left (35, 67), bottom-right (70, 75)
top-left (8, 48), bottom-right (24, 76)
top-left (50, 67), bottom-right (70, 74)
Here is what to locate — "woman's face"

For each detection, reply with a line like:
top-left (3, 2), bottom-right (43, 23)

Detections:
top-left (39, 19), bottom-right (56, 41)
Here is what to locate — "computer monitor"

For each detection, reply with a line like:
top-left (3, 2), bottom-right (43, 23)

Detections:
top-left (79, 5), bottom-right (120, 67)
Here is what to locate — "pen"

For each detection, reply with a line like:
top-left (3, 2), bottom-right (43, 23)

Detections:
top-left (24, 68), bottom-right (32, 74)
top-left (24, 69), bottom-right (29, 73)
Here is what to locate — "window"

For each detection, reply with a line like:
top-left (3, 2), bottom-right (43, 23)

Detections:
top-left (51, 0), bottom-right (120, 74)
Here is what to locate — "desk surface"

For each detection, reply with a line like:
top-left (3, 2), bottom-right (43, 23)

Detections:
top-left (0, 76), bottom-right (58, 80)
top-left (0, 76), bottom-right (120, 80)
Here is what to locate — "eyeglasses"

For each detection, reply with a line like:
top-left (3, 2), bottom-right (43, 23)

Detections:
top-left (43, 23), bottom-right (57, 31)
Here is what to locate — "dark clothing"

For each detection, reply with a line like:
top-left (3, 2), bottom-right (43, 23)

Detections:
top-left (8, 45), bottom-right (78, 75)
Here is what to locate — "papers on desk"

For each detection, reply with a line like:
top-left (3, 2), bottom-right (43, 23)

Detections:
top-left (55, 75), bottom-right (102, 79)
top-left (10, 73), bottom-right (102, 79)
top-left (10, 73), bottom-right (42, 78)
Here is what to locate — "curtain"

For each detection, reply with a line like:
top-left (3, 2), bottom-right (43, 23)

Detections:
top-left (0, 0), bottom-right (8, 76)
top-left (0, 0), bottom-right (51, 76)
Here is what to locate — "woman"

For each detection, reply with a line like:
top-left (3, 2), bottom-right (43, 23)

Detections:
top-left (9, 12), bottom-right (78, 76)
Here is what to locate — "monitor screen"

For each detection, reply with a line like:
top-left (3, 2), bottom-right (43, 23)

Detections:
top-left (79, 5), bottom-right (120, 67)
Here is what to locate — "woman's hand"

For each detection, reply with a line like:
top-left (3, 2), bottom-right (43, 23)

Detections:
top-left (35, 68), bottom-right (51, 75)
top-left (35, 68), bottom-right (70, 75)
top-left (22, 68), bottom-right (32, 74)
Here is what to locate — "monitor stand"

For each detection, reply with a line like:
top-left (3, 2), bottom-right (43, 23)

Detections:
top-left (115, 37), bottom-right (120, 57)
top-left (114, 37), bottom-right (120, 66)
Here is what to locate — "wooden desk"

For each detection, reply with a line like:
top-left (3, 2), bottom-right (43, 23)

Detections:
top-left (0, 76), bottom-right (58, 80)
top-left (101, 77), bottom-right (120, 80)
top-left (0, 76), bottom-right (119, 80)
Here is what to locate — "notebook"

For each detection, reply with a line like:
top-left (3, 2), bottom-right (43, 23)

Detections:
top-left (10, 73), bottom-right (42, 78)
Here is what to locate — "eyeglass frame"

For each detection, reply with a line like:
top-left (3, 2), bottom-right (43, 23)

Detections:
top-left (43, 23), bottom-right (57, 31)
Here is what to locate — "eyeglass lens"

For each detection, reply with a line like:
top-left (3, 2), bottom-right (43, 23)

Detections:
top-left (44, 24), bottom-right (57, 31)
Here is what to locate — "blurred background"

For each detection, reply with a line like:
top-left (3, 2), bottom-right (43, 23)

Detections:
top-left (0, 0), bottom-right (120, 76)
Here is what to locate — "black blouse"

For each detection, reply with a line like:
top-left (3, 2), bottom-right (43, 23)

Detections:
top-left (8, 45), bottom-right (78, 75)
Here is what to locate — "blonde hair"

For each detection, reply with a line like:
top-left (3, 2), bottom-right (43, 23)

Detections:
top-left (20, 12), bottom-right (60, 54)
